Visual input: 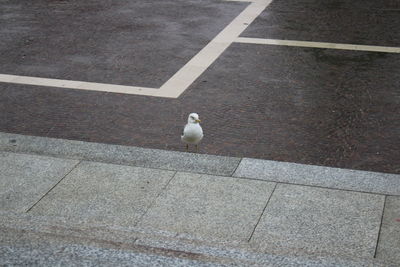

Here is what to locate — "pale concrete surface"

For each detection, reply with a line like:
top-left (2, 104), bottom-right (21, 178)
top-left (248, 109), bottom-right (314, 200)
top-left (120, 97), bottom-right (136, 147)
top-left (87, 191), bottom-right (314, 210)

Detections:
top-left (250, 184), bottom-right (384, 259)
top-left (2, 225), bottom-right (389, 267)
top-left (0, 132), bottom-right (241, 176)
top-left (0, 245), bottom-right (224, 267)
top-left (0, 228), bottom-right (226, 267)
top-left (376, 196), bottom-right (400, 262)
top-left (0, 151), bottom-right (79, 212)
top-left (134, 238), bottom-right (389, 267)
top-left (29, 161), bottom-right (175, 227)
top-left (0, 210), bottom-right (392, 267)
top-left (0, 132), bottom-right (399, 266)
top-left (138, 172), bottom-right (276, 242)
top-left (234, 158), bottom-right (400, 195)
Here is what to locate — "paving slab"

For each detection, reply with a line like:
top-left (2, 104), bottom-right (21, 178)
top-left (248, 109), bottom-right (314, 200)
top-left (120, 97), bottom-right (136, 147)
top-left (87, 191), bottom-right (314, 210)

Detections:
top-left (134, 238), bottom-right (390, 267)
top-left (0, 244), bottom-right (226, 267)
top-left (0, 132), bottom-right (241, 176)
top-left (28, 161), bottom-right (175, 227)
top-left (138, 172), bottom-right (276, 242)
top-left (0, 227), bottom-right (226, 267)
top-left (376, 196), bottom-right (400, 262)
top-left (250, 184), bottom-right (384, 259)
top-left (233, 158), bottom-right (400, 195)
top-left (2, 227), bottom-right (390, 267)
top-left (0, 209), bottom-right (393, 266)
top-left (0, 151), bottom-right (79, 212)
top-left (241, 0), bottom-right (400, 46)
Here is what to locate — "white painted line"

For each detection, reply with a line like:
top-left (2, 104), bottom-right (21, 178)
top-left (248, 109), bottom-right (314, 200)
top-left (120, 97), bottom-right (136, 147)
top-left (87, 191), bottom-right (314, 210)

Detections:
top-left (0, 74), bottom-right (18, 83)
top-left (159, 0), bottom-right (272, 97)
top-left (235, 37), bottom-right (400, 53)
top-left (11, 75), bottom-right (83, 88)
top-left (0, 0), bottom-right (271, 98)
top-left (0, 74), bottom-right (166, 97)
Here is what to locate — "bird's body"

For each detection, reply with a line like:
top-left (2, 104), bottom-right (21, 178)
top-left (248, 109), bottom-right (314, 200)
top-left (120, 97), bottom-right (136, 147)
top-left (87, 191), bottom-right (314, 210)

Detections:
top-left (181, 113), bottom-right (203, 151)
top-left (182, 123), bottom-right (203, 144)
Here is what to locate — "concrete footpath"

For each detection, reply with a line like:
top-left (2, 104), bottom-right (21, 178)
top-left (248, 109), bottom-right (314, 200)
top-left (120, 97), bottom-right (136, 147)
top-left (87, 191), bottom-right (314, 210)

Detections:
top-left (0, 132), bottom-right (399, 266)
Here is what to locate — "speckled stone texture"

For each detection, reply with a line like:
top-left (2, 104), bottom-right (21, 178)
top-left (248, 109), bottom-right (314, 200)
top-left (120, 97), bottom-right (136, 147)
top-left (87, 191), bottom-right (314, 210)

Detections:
top-left (0, 229), bottom-right (225, 267)
top-left (0, 145), bottom-right (396, 266)
top-left (134, 237), bottom-right (389, 267)
top-left (0, 207), bottom-right (392, 267)
top-left (233, 158), bottom-right (400, 195)
top-left (0, 0), bottom-right (246, 87)
top-left (1, 226), bottom-right (388, 267)
top-left (241, 0), bottom-right (400, 46)
top-left (139, 172), bottom-right (276, 242)
top-left (29, 161), bottom-right (175, 227)
top-left (376, 196), bottom-right (400, 262)
top-left (0, 151), bottom-right (78, 212)
top-left (0, 132), bottom-right (241, 176)
top-left (250, 184), bottom-right (385, 259)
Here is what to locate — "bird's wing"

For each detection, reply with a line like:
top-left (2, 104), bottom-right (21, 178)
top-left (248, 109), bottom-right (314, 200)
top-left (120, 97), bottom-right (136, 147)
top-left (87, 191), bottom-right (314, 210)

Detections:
top-left (181, 124), bottom-right (187, 137)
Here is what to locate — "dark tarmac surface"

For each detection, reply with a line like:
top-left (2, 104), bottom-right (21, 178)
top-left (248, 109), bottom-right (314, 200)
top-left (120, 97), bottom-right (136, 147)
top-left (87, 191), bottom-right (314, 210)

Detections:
top-left (0, 0), bottom-right (246, 87)
top-left (242, 0), bottom-right (400, 46)
top-left (1, 0), bottom-right (399, 174)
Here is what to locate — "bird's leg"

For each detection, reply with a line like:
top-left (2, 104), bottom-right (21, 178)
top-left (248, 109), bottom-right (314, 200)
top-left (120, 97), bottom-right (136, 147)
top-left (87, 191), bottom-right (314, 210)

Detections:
top-left (186, 144), bottom-right (189, 151)
top-left (195, 144), bottom-right (198, 152)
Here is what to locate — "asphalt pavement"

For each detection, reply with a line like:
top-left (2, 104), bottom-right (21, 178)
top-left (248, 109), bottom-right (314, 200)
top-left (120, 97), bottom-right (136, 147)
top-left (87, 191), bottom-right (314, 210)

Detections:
top-left (0, 0), bottom-right (399, 174)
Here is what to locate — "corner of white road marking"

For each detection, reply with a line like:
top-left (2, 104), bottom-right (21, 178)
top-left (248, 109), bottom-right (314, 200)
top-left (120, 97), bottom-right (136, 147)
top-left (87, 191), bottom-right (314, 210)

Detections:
top-left (0, 0), bottom-right (272, 98)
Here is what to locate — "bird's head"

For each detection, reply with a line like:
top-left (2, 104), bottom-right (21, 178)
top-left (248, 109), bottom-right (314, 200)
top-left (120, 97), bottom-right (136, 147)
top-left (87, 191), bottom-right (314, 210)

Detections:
top-left (188, 113), bottom-right (201, 124)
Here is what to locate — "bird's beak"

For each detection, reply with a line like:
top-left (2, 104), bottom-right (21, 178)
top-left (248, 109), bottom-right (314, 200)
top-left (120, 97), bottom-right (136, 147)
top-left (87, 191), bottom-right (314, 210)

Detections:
top-left (195, 119), bottom-right (201, 123)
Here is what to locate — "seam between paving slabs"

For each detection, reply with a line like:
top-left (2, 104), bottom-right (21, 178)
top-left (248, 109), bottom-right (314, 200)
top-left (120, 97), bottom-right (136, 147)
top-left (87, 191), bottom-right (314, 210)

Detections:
top-left (134, 171), bottom-right (178, 227)
top-left (4, 149), bottom-right (397, 197)
top-left (247, 183), bottom-right (278, 242)
top-left (229, 157), bottom-right (243, 177)
top-left (5, 133), bottom-right (398, 180)
top-left (0, 224), bottom-right (394, 266)
top-left (25, 160), bottom-right (83, 213)
top-left (2, 134), bottom-right (399, 195)
top-left (230, 174), bottom-right (392, 197)
top-left (1, 149), bottom-right (240, 176)
top-left (373, 195), bottom-right (387, 258)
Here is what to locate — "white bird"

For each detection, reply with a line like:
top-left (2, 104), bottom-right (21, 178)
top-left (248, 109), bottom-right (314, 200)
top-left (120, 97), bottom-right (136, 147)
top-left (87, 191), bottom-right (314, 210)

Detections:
top-left (181, 113), bottom-right (203, 152)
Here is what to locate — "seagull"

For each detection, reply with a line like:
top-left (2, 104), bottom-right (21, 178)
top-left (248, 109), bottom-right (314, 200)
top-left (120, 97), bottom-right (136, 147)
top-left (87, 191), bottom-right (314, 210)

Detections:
top-left (181, 113), bottom-right (203, 152)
